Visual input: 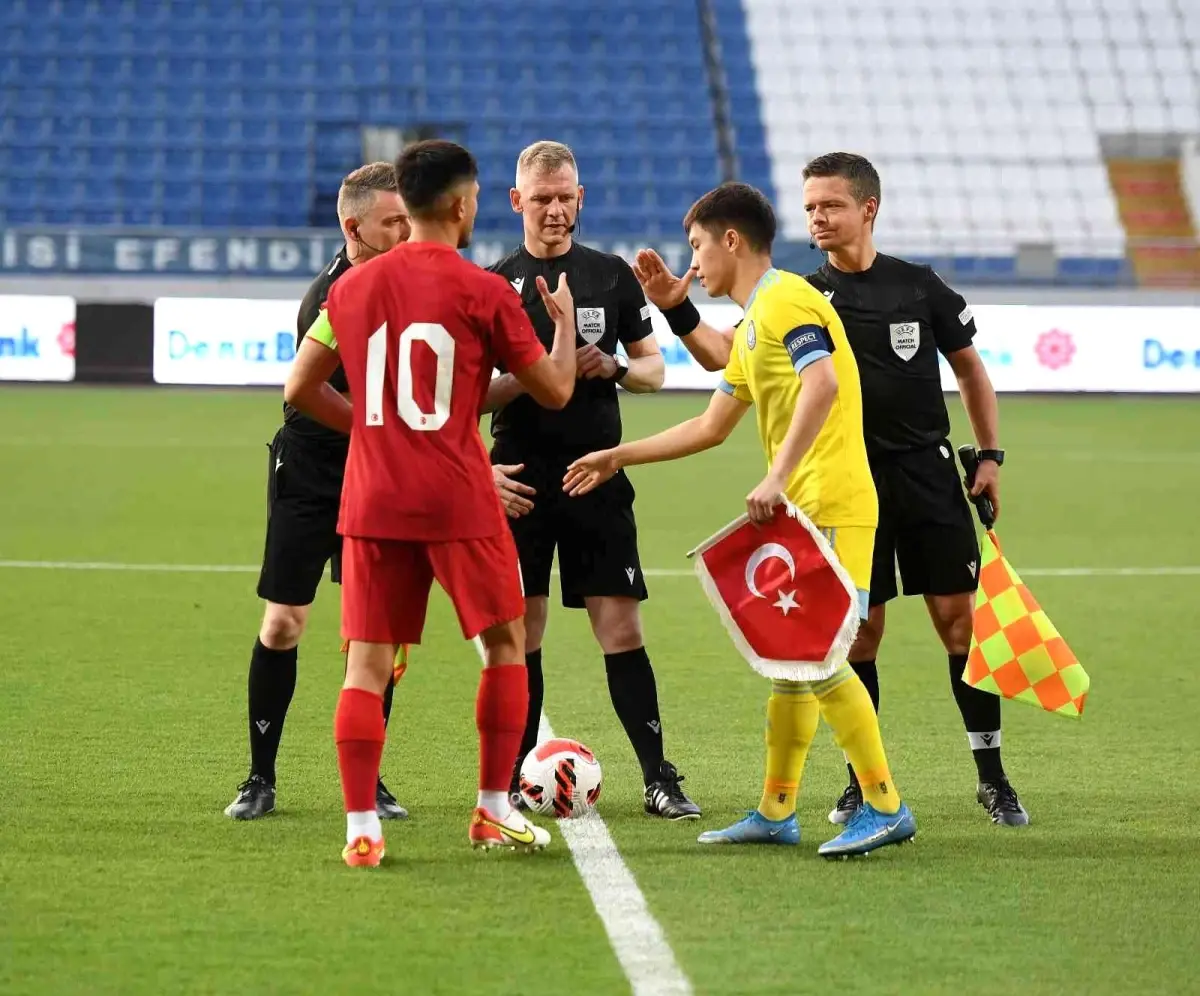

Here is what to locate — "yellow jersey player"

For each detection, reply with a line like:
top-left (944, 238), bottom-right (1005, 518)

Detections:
top-left (563, 182), bottom-right (915, 857)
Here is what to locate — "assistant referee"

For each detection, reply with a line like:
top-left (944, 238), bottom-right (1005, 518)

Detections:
top-left (224, 163), bottom-right (411, 821)
top-left (800, 152), bottom-right (1026, 828)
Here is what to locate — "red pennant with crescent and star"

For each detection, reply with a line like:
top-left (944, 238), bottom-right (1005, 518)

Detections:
top-left (689, 502), bottom-right (861, 682)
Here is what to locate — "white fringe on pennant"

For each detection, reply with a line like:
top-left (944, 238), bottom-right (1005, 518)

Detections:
top-left (688, 501), bottom-right (862, 683)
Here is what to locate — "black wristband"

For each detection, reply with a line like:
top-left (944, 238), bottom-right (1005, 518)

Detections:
top-left (661, 299), bottom-right (701, 337)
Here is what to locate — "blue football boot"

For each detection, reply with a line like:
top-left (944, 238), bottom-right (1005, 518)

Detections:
top-left (818, 801), bottom-right (916, 858)
top-left (696, 810), bottom-right (800, 846)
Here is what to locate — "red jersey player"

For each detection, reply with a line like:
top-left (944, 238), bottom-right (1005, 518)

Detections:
top-left (284, 140), bottom-right (578, 866)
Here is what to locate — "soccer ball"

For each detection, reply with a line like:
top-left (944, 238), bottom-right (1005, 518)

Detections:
top-left (518, 738), bottom-right (602, 818)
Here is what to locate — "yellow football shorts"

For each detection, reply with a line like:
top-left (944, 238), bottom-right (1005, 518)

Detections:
top-left (819, 526), bottom-right (874, 621)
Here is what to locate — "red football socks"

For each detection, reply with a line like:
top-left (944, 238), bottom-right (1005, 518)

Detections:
top-left (476, 664), bottom-right (529, 792)
top-left (334, 687), bottom-right (386, 813)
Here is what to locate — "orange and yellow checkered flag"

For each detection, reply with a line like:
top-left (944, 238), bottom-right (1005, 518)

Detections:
top-left (338, 641), bottom-right (410, 686)
top-left (965, 530), bottom-right (1090, 718)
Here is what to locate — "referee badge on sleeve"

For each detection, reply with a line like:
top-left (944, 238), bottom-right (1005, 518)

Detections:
top-left (577, 307), bottom-right (605, 345)
top-left (889, 322), bottom-right (920, 361)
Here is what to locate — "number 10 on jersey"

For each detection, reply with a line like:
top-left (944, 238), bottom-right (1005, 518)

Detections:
top-left (365, 322), bottom-right (455, 432)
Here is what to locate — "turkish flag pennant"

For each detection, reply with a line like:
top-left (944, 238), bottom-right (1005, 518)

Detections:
top-left (689, 502), bottom-right (861, 682)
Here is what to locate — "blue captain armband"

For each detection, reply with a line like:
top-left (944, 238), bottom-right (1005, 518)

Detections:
top-left (782, 324), bottom-right (832, 374)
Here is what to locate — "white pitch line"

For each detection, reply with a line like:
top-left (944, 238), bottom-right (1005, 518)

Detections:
top-left (0, 560), bottom-right (262, 573)
top-left (470, 636), bottom-right (692, 996)
top-left (2, 559), bottom-right (1200, 579)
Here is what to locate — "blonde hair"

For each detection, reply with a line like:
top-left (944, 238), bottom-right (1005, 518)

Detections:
top-left (515, 140), bottom-right (579, 185)
top-left (336, 161), bottom-right (399, 224)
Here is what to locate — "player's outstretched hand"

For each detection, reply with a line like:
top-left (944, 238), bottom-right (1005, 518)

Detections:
top-left (563, 450), bottom-right (619, 497)
top-left (632, 249), bottom-right (695, 310)
top-left (493, 463), bottom-right (536, 518)
top-left (746, 474), bottom-right (786, 525)
top-left (536, 273), bottom-right (574, 324)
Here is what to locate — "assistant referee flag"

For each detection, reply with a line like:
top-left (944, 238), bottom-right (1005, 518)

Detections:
top-left (965, 531), bottom-right (1090, 718)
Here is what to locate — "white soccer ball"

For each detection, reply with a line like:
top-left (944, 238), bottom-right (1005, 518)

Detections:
top-left (518, 738), bottom-right (603, 818)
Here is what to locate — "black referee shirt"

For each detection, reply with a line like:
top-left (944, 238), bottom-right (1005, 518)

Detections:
top-left (283, 248), bottom-right (352, 449)
top-left (488, 243), bottom-right (653, 456)
top-left (805, 254), bottom-right (977, 459)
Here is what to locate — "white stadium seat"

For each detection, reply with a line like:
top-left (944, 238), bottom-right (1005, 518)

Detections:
top-left (741, 0), bottom-right (1199, 257)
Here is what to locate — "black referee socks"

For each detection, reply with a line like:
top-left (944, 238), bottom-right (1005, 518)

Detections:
top-left (604, 648), bottom-right (665, 785)
top-left (850, 659), bottom-right (881, 712)
top-left (513, 648), bottom-right (544, 786)
top-left (247, 639), bottom-right (298, 786)
top-left (948, 652), bottom-right (1005, 782)
top-left (382, 675), bottom-right (395, 727)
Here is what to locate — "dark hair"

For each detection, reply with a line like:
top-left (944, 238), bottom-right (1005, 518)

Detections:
top-left (682, 182), bottom-right (776, 253)
top-left (802, 152), bottom-right (881, 207)
top-left (395, 140), bottom-right (478, 216)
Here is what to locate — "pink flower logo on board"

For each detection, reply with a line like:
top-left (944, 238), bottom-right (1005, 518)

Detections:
top-left (1034, 329), bottom-right (1075, 370)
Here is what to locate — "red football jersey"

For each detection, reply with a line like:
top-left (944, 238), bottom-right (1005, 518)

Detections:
top-left (325, 242), bottom-right (546, 541)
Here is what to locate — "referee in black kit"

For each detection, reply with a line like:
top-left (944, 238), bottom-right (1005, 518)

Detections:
top-left (485, 140), bottom-right (701, 820)
top-left (801, 153), bottom-right (1028, 827)
top-left (224, 163), bottom-right (411, 821)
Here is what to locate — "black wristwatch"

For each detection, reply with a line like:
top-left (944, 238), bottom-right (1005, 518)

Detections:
top-left (610, 353), bottom-right (630, 383)
top-left (978, 448), bottom-right (1005, 466)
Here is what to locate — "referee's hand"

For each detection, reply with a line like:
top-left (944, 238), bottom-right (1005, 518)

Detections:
top-left (633, 249), bottom-right (695, 310)
top-left (493, 463), bottom-right (536, 518)
top-left (970, 459), bottom-right (1002, 523)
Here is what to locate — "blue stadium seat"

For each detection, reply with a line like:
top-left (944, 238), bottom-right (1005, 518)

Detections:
top-left (161, 179), bottom-right (202, 208)
top-left (163, 116), bottom-right (202, 146)
top-left (162, 146), bottom-right (201, 175)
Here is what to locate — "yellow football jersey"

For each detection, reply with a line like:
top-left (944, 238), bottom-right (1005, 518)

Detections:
top-left (720, 268), bottom-right (877, 528)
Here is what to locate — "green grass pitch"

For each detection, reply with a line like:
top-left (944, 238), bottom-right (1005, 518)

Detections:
top-left (1, 386), bottom-right (1197, 995)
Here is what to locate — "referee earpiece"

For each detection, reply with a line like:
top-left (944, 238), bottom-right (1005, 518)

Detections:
top-left (566, 191), bottom-right (582, 235)
top-left (347, 222), bottom-right (389, 257)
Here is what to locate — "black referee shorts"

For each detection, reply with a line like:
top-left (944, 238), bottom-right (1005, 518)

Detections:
top-left (256, 427), bottom-right (346, 607)
top-left (868, 442), bottom-right (980, 606)
top-left (492, 446), bottom-right (648, 609)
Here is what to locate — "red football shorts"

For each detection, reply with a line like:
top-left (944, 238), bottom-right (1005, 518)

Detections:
top-left (341, 531), bottom-right (525, 645)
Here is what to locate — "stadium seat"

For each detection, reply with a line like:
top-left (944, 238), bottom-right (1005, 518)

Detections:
top-left (734, 0), bottom-right (1200, 266)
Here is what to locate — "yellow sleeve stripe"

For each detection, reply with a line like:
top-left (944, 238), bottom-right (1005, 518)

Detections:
top-left (306, 309), bottom-right (338, 351)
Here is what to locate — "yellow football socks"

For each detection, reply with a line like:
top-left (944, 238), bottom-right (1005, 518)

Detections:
top-left (757, 680), bottom-right (821, 821)
top-left (811, 664), bottom-right (901, 815)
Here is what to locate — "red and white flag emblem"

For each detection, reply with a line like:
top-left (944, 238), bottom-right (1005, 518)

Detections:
top-left (689, 503), bottom-right (860, 681)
